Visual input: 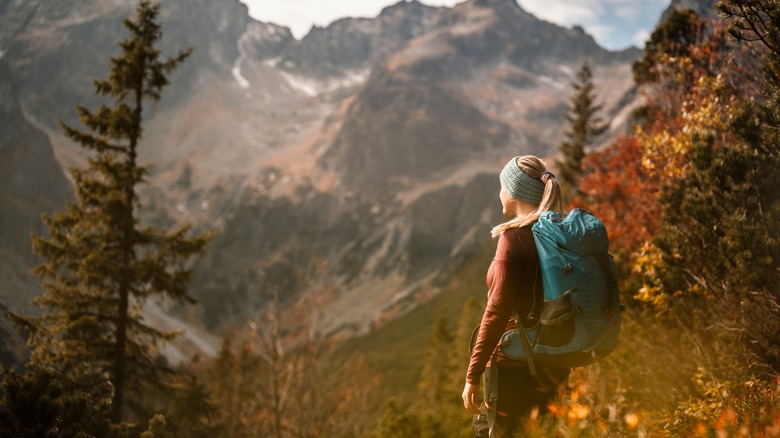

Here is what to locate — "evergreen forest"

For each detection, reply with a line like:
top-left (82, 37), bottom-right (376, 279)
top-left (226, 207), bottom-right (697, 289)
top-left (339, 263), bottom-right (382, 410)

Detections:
top-left (1, 0), bottom-right (779, 437)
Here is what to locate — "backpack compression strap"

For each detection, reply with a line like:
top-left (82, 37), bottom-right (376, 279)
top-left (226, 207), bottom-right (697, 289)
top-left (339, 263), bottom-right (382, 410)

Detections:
top-left (512, 310), bottom-right (538, 376)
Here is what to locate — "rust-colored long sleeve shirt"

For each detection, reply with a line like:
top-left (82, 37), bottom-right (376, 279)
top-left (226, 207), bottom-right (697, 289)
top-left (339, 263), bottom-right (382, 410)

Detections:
top-left (466, 225), bottom-right (542, 384)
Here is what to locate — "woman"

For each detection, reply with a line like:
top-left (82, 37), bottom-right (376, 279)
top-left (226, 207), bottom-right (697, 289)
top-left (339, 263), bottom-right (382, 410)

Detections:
top-left (462, 155), bottom-right (570, 437)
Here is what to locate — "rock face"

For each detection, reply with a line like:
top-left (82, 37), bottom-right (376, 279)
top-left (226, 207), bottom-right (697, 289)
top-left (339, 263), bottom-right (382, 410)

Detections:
top-left (319, 0), bottom-right (635, 194)
top-left (0, 58), bottom-right (70, 268)
top-left (320, 66), bottom-right (510, 192)
top-left (275, 1), bottom-right (446, 77)
top-left (0, 0), bottom-right (643, 340)
top-left (0, 58), bottom-right (71, 366)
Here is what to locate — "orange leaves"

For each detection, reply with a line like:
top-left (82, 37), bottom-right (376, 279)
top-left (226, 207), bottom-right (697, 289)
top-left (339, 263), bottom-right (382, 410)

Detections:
top-left (624, 412), bottom-right (640, 428)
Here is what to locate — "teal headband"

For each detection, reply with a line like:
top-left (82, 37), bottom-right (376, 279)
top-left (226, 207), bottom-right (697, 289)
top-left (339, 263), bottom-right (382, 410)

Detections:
top-left (499, 157), bottom-right (545, 205)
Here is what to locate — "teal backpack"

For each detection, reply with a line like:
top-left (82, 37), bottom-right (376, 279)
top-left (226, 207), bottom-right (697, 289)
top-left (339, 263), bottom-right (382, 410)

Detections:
top-left (500, 208), bottom-right (621, 372)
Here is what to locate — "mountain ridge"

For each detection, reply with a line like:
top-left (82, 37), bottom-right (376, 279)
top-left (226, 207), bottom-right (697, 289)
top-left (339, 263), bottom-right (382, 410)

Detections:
top-left (0, 0), bottom-right (642, 358)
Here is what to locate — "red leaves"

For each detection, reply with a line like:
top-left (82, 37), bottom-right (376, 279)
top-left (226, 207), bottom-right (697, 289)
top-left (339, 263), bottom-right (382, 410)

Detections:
top-left (577, 136), bottom-right (661, 260)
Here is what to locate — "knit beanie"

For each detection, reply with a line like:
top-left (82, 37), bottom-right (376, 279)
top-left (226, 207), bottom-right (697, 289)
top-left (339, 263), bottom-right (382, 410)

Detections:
top-left (499, 157), bottom-right (545, 205)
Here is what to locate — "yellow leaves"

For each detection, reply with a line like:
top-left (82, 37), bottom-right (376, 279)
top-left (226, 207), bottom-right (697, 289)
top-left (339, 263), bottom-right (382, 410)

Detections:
top-left (638, 74), bottom-right (737, 184)
top-left (637, 126), bottom-right (689, 181)
top-left (631, 238), bottom-right (712, 308)
top-left (632, 241), bottom-right (669, 309)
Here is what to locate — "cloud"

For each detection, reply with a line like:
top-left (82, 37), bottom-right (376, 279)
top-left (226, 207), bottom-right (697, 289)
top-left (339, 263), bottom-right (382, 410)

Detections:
top-left (517, 0), bottom-right (602, 27)
top-left (632, 28), bottom-right (651, 47)
top-left (586, 23), bottom-right (615, 45)
top-left (243, 0), bottom-right (399, 38)
top-left (518, 0), bottom-right (669, 49)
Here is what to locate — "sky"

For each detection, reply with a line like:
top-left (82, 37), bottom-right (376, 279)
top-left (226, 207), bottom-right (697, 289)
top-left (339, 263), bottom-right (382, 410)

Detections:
top-left (239, 0), bottom-right (672, 51)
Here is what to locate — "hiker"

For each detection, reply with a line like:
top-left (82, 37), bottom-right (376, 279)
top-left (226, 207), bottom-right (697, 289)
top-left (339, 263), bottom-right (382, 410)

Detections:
top-left (462, 155), bottom-right (571, 437)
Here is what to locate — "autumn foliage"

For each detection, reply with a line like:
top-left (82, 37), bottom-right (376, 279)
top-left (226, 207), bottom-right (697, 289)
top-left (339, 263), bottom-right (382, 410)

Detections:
top-left (565, 4), bottom-right (780, 437)
top-left (4, 3), bottom-right (780, 437)
top-left (577, 135), bottom-right (660, 261)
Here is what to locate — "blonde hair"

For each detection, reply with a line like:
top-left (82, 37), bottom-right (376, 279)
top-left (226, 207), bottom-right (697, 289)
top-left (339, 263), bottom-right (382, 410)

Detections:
top-left (490, 155), bottom-right (564, 238)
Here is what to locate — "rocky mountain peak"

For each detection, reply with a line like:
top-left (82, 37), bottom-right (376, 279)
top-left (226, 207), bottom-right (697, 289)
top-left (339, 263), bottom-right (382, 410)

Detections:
top-left (473, 0), bottom-right (524, 11)
top-left (661, 0), bottom-right (720, 22)
top-left (275, 2), bottom-right (447, 77)
top-left (0, 0), bottom-right (643, 342)
top-left (278, 17), bottom-right (374, 75)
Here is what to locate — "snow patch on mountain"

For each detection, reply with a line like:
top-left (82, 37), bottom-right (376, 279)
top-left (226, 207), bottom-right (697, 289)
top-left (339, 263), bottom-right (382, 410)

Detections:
top-left (232, 26), bottom-right (252, 89)
top-left (326, 68), bottom-right (369, 91)
top-left (278, 71), bottom-right (318, 96)
top-left (538, 75), bottom-right (566, 90)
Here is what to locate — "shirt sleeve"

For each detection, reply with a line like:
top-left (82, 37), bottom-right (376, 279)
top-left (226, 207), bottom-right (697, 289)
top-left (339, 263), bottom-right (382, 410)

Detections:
top-left (465, 231), bottom-right (529, 384)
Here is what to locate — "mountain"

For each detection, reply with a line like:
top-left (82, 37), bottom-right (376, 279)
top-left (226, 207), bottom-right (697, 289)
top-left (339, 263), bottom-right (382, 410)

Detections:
top-left (660, 0), bottom-right (721, 23)
top-left (0, 57), bottom-right (71, 365)
top-left (273, 1), bottom-right (445, 77)
top-left (320, 0), bottom-right (637, 193)
top-left (0, 0), bottom-right (641, 355)
top-left (184, 0), bottom-right (640, 335)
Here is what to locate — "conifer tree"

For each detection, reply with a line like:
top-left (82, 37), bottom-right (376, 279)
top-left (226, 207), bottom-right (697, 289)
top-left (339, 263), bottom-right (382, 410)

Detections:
top-left (632, 9), bottom-right (706, 86)
top-left (664, 0), bottom-right (780, 372)
top-left (450, 297), bottom-right (480, 388)
top-left (557, 61), bottom-right (607, 203)
top-left (417, 311), bottom-right (455, 406)
top-left (444, 298), bottom-right (482, 436)
top-left (12, 0), bottom-right (210, 424)
top-left (0, 366), bottom-right (117, 437)
top-left (412, 311), bottom-right (460, 437)
top-left (254, 287), bottom-right (288, 438)
top-left (373, 399), bottom-right (422, 438)
top-left (159, 375), bottom-right (226, 437)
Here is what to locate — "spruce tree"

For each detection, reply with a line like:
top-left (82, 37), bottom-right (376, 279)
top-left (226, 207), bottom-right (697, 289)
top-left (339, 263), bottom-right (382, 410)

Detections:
top-left (557, 61), bottom-right (607, 202)
top-left (632, 9), bottom-right (706, 86)
top-left (373, 399), bottom-right (422, 438)
top-left (0, 366), bottom-right (117, 437)
top-left (12, 0), bottom-right (210, 423)
top-left (660, 0), bottom-right (780, 372)
top-left (417, 311), bottom-right (455, 405)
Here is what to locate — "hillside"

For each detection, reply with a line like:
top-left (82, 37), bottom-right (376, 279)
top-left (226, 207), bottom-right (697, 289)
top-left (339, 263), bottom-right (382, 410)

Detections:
top-left (2, 0), bottom-right (778, 436)
top-left (0, 58), bottom-right (71, 365)
top-left (0, 0), bottom-right (640, 358)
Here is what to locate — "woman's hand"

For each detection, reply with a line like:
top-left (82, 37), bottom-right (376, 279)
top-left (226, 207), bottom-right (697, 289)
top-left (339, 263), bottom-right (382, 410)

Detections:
top-left (462, 381), bottom-right (481, 414)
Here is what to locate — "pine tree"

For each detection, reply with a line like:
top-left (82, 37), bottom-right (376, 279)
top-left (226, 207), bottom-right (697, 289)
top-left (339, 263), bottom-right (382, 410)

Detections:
top-left (632, 9), bottom-right (706, 86)
top-left (373, 399), bottom-right (422, 438)
top-left (0, 366), bottom-right (117, 437)
top-left (660, 0), bottom-right (780, 372)
top-left (557, 61), bottom-right (607, 203)
top-left (443, 298), bottom-right (482, 436)
top-left (159, 375), bottom-right (226, 437)
top-left (254, 287), bottom-right (288, 438)
top-left (450, 298), bottom-right (480, 388)
top-left (11, 0), bottom-right (210, 424)
top-left (417, 310), bottom-right (455, 406)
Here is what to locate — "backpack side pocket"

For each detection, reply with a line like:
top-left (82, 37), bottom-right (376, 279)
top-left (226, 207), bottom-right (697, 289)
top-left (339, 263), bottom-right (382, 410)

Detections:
top-left (537, 290), bottom-right (580, 347)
